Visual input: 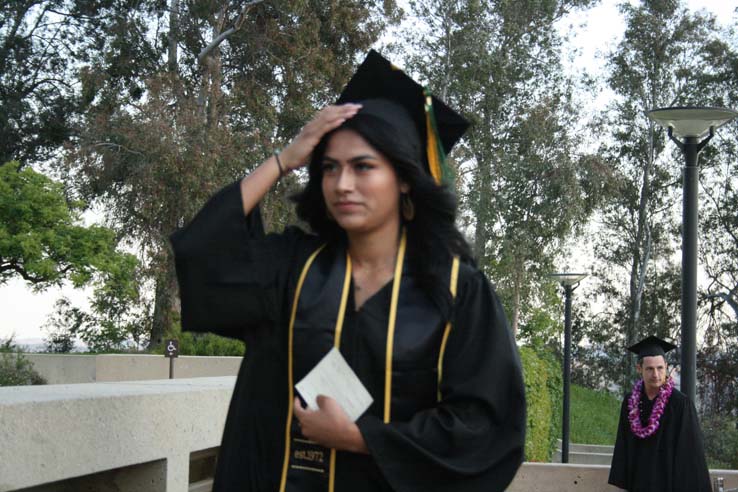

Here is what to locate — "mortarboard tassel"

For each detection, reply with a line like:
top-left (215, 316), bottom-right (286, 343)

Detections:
top-left (424, 88), bottom-right (451, 185)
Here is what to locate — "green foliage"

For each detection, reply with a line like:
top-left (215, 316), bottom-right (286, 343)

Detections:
top-left (520, 346), bottom-right (562, 461)
top-left (570, 385), bottom-right (619, 446)
top-left (0, 162), bottom-right (129, 290)
top-left (586, 0), bottom-right (734, 391)
top-left (701, 414), bottom-right (738, 470)
top-left (45, 324), bottom-right (76, 353)
top-left (0, 337), bottom-right (46, 386)
top-left (573, 266), bottom-right (682, 392)
top-left (44, 269), bottom-right (151, 354)
top-left (405, 0), bottom-right (607, 333)
top-left (0, 1), bottom-right (81, 164)
top-left (61, 0), bottom-right (397, 345)
top-left (160, 323), bottom-right (245, 357)
top-left (698, 345), bottom-right (738, 418)
top-left (517, 285), bottom-right (564, 351)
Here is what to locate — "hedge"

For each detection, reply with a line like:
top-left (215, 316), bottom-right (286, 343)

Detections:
top-left (520, 346), bottom-right (562, 461)
top-left (159, 323), bottom-right (246, 357)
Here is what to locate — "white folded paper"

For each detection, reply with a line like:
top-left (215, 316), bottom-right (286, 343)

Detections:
top-left (295, 347), bottom-right (373, 422)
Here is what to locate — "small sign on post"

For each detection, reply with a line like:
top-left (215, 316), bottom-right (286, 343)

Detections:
top-left (165, 339), bottom-right (179, 379)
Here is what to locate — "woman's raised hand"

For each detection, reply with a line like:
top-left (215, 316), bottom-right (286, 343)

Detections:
top-left (279, 103), bottom-right (362, 172)
top-left (239, 103), bottom-right (362, 216)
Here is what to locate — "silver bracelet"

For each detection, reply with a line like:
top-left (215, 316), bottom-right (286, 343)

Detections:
top-left (273, 151), bottom-right (287, 177)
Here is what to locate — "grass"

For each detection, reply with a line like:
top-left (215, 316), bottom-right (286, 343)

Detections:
top-left (569, 384), bottom-right (621, 445)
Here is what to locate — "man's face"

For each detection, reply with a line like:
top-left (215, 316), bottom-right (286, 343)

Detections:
top-left (637, 355), bottom-right (668, 393)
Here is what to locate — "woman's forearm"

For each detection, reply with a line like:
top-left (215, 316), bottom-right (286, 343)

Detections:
top-left (239, 103), bottom-right (362, 216)
top-left (239, 155), bottom-right (283, 216)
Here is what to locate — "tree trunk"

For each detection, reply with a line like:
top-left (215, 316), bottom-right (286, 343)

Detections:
top-left (626, 122), bottom-right (655, 383)
top-left (149, 255), bottom-right (178, 348)
top-left (472, 147), bottom-right (491, 260)
top-left (206, 8), bottom-right (225, 128)
top-left (167, 0), bottom-right (179, 72)
top-left (511, 272), bottom-right (520, 336)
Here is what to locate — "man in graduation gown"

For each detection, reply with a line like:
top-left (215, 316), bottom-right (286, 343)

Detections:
top-left (608, 336), bottom-right (712, 492)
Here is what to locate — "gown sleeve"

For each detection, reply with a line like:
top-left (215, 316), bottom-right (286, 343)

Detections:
top-left (170, 181), bottom-right (309, 341)
top-left (607, 399), bottom-right (629, 489)
top-left (356, 267), bottom-right (526, 492)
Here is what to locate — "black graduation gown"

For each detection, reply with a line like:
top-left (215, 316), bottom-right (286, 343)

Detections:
top-left (171, 181), bottom-right (526, 492)
top-left (608, 385), bottom-right (712, 492)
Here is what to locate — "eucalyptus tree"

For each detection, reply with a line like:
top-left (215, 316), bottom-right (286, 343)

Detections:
top-left (0, 0), bottom-right (89, 165)
top-left (690, 24), bottom-right (738, 417)
top-left (64, 0), bottom-right (398, 345)
top-left (586, 0), bottom-right (729, 389)
top-left (405, 0), bottom-right (605, 334)
top-left (695, 25), bottom-right (738, 342)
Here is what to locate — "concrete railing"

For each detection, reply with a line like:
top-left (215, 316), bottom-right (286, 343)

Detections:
top-left (22, 353), bottom-right (242, 384)
top-left (508, 463), bottom-right (738, 491)
top-left (0, 377), bottom-right (234, 492)
top-left (1, 377), bottom-right (737, 492)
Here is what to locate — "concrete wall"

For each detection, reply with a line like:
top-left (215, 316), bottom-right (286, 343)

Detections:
top-left (509, 463), bottom-right (738, 491)
top-left (23, 354), bottom-right (242, 384)
top-left (1, 377), bottom-right (736, 492)
top-left (0, 377), bottom-right (234, 492)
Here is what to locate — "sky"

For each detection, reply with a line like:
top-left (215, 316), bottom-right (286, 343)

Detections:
top-left (1, 0), bottom-right (736, 344)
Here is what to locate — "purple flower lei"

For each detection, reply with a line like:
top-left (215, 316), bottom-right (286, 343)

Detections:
top-left (627, 377), bottom-right (674, 439)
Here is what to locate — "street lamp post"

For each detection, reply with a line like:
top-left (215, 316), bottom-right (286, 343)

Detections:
top-left (549, 272), bottom-right (588, 464)
top-left (646, 106), bottom-right (737, 403)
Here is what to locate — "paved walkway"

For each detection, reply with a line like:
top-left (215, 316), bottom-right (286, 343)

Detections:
top-left (553, 440), bottom-right (614, 465)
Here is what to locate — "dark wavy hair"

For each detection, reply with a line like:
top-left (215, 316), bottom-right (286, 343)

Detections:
top-left (292, 108), bottom-right (473, 320)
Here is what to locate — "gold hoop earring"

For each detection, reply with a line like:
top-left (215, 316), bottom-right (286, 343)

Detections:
top-left (401, 194), bottom-right (415, 221)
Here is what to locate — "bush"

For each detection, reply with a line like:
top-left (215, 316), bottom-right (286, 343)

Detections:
top-left (159, 323), bottom-right (245, 357)
top-left (520, 346), bottom-right (562, 461)
top-left (538, 348), bottom-right (563, 454)
top-left (0, 338), bottom-right (46, 386)
top-left (702, 414), bottom-right (738, 470)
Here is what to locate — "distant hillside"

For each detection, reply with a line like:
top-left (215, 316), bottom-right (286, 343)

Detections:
top-left (14, 338), bottom-right (88, 353)
top-left (14, 338), bottom-right (46, 352)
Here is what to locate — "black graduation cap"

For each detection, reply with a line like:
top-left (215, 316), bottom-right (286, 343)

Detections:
top-left (336, 50), bottom-right (470, 184)
top-left (627, 336), bottom-right (677, 359)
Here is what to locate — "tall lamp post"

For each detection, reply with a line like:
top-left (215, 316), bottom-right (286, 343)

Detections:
top-left (549, 272), bottom-right (588, 463)
top-left (646, 106), bottom-right (737, 403)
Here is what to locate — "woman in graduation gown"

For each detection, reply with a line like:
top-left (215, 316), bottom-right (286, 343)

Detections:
top-left (171, 50), bottom-right (526, 492)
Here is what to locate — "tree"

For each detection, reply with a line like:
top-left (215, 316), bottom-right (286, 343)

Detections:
top-left (43, 252), bottom-right (149, 352)
top-left (583, 0), bottom-right (727, 390)
top-left (61, 0), bottom-right (399, 346)
top-left (0, 161), bottom-right (136, 290)
top-left (405, 0), bottom-right (605, 334)
top-left (690, 23), bottom-right (738, 419)
top-left (695, 25), bottom-right (738, 348)
top-left (0, 0), bottom-right (124, 165)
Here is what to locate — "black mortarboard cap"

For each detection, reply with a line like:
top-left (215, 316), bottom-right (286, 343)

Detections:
top-left (627, 336), bottom-right (677, 358)
top-left (336, 50), bottom-right (470, 184)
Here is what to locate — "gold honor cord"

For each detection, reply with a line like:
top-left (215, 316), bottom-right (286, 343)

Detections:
top-left (329, 253), bottom-right (352, 492)
top-left (384, 229), bottom-right (407, 423)
top-left (279, 245), bottom-right (327, 492)
top-left (281, 231), bottom-right (407, 491)
top-left (437, 256), bottom-right (460, 402)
